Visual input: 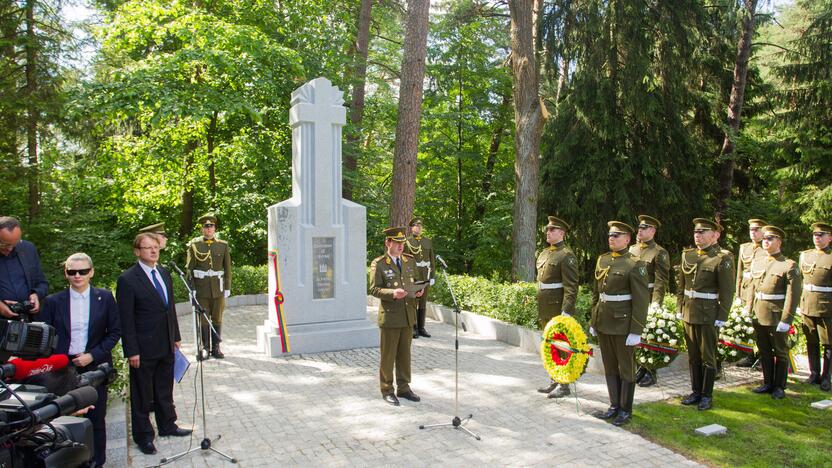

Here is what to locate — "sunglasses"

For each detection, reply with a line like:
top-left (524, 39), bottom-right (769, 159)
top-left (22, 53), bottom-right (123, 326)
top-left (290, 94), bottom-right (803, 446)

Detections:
top-left (693, 229), bottom-right (712, 234)
top-left (203, 223), bottom-right (216, 228)
top-left (637, 224), bottom-right (651, 230)
top-left (763, 235), bottom-right (780, 241)
top-left (608, 232), bottom-right (625, 238)
top-left (813, 232), bottom-right (830, 237)
top-left (66, 268), bottom-right (91, 276)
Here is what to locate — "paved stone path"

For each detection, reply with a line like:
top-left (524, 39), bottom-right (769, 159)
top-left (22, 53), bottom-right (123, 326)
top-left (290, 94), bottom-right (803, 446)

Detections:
top-left (124, 304), bottom-right (761, 467)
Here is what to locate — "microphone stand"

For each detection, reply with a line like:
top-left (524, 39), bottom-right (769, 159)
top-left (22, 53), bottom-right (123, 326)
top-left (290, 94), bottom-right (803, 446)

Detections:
top-left (418, 255), bottom-right (481, 440)
top-left (160, 262), bottom-right (237, 465)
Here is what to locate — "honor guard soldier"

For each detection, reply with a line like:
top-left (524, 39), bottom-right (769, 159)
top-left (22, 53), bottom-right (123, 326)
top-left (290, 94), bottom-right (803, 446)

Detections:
top-left (185, 214), bottom-right (232, 359)
top-left (590, 221), bottom-right (649, 426)
top-left (535, 216), bottom-right (579, 399)
top-left (799, 222), bottom-right (832, 391)
top-left (678, 218), bottom-right (735, 410)
top-left (139, 222), bottom-right (168, 250)
top-left (734, 218), bottom-right (768, 367)
top-left (405, 216), bottom-right (435, 339)
top-left (629, 215), bottom-right (670, 387)
top-left (747, 226), bottom-right (801, 399)
top-left (369, 227), bottom-right (423, 406)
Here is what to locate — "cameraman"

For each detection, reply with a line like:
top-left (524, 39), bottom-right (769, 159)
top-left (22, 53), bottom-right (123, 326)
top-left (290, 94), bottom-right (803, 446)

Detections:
top-left (40, 253), bottom-right (121, 468)
top-left (0, 216), bottom-right (48, 318)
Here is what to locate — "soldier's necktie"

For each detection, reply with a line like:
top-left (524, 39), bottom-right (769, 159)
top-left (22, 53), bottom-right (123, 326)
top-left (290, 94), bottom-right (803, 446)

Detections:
top-left (151, 269), bottom-right (168, 306)
top-left (396, 258), bottom-right (402, 271)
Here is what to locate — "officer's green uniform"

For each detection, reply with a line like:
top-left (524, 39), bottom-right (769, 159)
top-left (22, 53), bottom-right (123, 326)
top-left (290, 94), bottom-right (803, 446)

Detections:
top-left (369, 227), bottom-right (419, 400)
top-left (677, 218), bottom-right (734, 410)
top-left (799, 222), bottom-right (832, 391)
top-left (185, 214), bottom-right (232, 358)
top-left (736, 219), bottom-right (768, 305)
top-left (591, 221), bottom-right (649, 425)
top-left (535, 216), bottom-right (579, 398)
top-left (404, 216), bottom-right (435, 338)
top-left (747, 226), bottom-right (801, 398)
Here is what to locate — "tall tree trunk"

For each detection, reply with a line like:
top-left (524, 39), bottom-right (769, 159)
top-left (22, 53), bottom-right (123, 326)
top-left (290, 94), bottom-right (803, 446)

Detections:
top-left (554, 3), bottom-right (573, 109)
top-left (509, 0), bottom-right (544, 282)
top-left (714, 0), bottom-right (758, 223)
top-left (0, 1), bottom-right (17, 162)
top-left (343, 0), bottom-right (373, 201)
top-left (207, 111), bottom-right (217, 201)
top-left (180, 141), bottom-right (198, 238)
top-left (390, 0), bottom-right (430, 227)
top-left (473, 93), bottom-right (511, 225)
top-left (24, 0), bottom-right (38, 221)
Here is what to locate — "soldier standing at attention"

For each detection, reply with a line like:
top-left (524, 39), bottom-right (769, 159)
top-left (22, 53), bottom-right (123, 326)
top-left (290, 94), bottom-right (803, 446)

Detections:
top-left (590, 221), bottom-right (649, 426)
top-left (405, 216), bottom-right (435, 339)
top-left (734, 218), bottom-right (768, 368)
top-left (186, 214), bottom-right (232, 359)
top-left (629, 215), bottom-right (670, 387)
top-left (747, 226), bottom-right (801, 399)
top-left (799, 222), bottom-right (832, 391)
top-left (370, 227), bottom-right (423, 406)
top-left (678, 218), bottom-right (735, 411)
top-left (535, 216), bottom-right (579, 399)
top-left (139, 223), bottom-right (168, 250)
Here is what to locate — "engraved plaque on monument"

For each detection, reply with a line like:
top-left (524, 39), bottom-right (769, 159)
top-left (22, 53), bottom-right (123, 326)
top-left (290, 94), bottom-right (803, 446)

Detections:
top-left (257, 77), bottom-right (377, 355)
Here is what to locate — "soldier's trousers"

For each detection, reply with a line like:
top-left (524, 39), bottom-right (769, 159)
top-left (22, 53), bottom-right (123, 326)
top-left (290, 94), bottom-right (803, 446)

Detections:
top-left (198, 296), bottom-right (225, 348)
top-left (683, 322), bottom-right (718, 370)
top-left (753, 322), bottom-right (789, 366)
top-left (802, 315), bottom-right (832, 346)
top-left (537, 289), bottom-right (564, 329)
top-left (598, 333), bottom-right (635, 382)
top-left (379, 326), bottom-right (412, 395)
top-left (415, 286), bottom-right (430, 330)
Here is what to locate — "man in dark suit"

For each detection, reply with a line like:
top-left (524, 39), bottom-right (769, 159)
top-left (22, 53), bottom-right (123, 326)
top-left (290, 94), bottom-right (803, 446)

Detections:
top-left (41, 253), bottom-right (121, 467)
top-left (0, 216), bottom-right (48, 319)
top-left (117, 232), bottom-right (190, 455)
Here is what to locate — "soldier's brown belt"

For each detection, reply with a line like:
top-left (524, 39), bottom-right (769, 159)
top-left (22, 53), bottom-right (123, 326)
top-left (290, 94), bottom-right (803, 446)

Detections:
top-left (804, 284), bottom-right (832, 293)
top-left (599, 293), bottom-right (631, 302)
top-left (755, 292), bottom-right (786, 300)
top-left (539, 282), bottom-right (564, 290)
top-left (684, 290), bottom-right (718, 300)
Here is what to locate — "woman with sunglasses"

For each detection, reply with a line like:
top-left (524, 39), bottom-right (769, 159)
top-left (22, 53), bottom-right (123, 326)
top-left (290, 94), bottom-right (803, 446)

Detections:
top-left (40, 252), bottom-right (121, 468)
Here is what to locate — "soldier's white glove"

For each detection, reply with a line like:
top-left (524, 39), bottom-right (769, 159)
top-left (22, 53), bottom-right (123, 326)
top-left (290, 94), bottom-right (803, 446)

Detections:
top-left (589, 326), bottom-right (597, 337)
top-left (795, 307), bottom-right (802, 317)
top-left (733, 297), bottom-right (742, 307)
top-left (561, 311), bottom-right (571, 318)
top-left (714, 320), bottom-right (727, 328)
top-left (625, 334), bottom-right (641, 347)
top-left (224, 290), bottom-right (231, 298)
top-left (430, 278), bottom-right (435, 286)
top-left (776, 322), bottom-right (790, 333)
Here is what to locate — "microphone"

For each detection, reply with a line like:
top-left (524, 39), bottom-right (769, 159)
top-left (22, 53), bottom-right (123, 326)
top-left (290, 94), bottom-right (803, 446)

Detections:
top-left (167, 262), bottom-right (186, 276)
top-left (435, 255), bottom-right (448, 270)
top-left (5, 354), bottom-right (70, 381)
top-left (30, 385), bottom-right (99, 424)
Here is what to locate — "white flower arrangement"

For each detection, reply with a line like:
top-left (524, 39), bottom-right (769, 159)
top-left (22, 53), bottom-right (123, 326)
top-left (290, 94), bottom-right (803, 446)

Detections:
top-left (718, 301), bottom-right (755, 363)
top-left (636, 302), bottom-right (685, 370)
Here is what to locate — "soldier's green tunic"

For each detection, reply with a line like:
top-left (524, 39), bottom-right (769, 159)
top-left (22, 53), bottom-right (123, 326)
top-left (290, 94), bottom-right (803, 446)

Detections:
top-left (628, 239), bottom-right (670, 305)
top-left (590, 251), bottom-right (650, 380)
top-left (185, 236), bottom-right (232, 329)
top-left (404, 234), bottom-right (434, 317)
top-left (369, 253), bottom-right (418, 395)
top-left (536, 241), bottom-right (579, 328)
top-left (676, 244), bottom-right (734, 369)
top-left (736, 241), bottom-right (765, 305)
top-left (800, 246), bottom-right (832, 346)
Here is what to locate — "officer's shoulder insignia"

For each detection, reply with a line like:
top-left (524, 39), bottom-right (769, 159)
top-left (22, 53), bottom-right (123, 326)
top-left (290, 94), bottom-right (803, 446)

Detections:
top-left (720, 249), bottom-right (732, 257)
top-left (638, 264), bottom-right (647, 276)
top-left (215, 239), bottom-right (228, 244)
top-left (403, 253), bottom-right (414, 258)
top-left (567, 256), bottom-right (577, 266)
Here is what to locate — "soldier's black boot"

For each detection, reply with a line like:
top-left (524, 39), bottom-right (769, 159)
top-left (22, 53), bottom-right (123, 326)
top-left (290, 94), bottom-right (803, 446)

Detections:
top-left (548, 383), bottom-right (571, 398)
top-left (537, 379), bottom-right (558, 394)
top-left (805, 342), bottom-right (821, 384)
top-left (820, 346), bottom-right (831, 392)
top-left (413, 326), bottom-right (419, 339)
top-left (736, 353), bottom-right (756, 368)
top-left (635, 367), bottom-right (647, 384)
top-left (771, 359), bottom-right (788, 399)
top-left (638, 369), bottom-right (657, 387)
top-left (211, 325), bottom-right (225, 358)
top-left (417, 307), bottom-right (431, 337)
top-left (752, 357), bottom-right (774, 393)
top-left (595, 375), bottom-right (621, 419)
top-left (698, 366), bottom-right (716, 411)
top-left (199, 323), bottom-right (211, 360)
top-left (681, 364), bottom-right (702, 405)
top-left (613, 380), bottom-right (636, 426)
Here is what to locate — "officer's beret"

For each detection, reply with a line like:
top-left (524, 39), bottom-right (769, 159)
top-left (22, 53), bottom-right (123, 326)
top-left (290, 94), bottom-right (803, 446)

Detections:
top-left (637, 215), bottom-right (661, 229)
top-left (607, 221), bottom-right (634, 235)
top-left (811, 222), bottom-right (832, 234)
top-left (383, 227), bottom-right (407, 242)
top-left (139, 222), bottom-right (166, 235)
top-left (542, 216), bottom-right (570, 233)
top-left (198, 213), bottom-right (218, 226)
top-left (762, 225), bottom-right (785, 239)
top-left (409, 216), bottom-right (423, 227)
top-left (692, 218), bottom-right (723, 232)
top-left (748, 218), bottom-right (768, 228)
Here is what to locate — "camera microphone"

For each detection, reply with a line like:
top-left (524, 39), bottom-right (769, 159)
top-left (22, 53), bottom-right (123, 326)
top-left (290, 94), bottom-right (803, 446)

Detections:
top-left (3, 354), bottom-right (70, 381)
top-left (435, 255), bottom-right (448, 269)
top-left (30, 385), bottom-right (99, 424)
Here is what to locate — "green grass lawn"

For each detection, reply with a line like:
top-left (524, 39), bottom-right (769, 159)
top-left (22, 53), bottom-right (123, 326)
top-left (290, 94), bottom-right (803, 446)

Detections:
top-left (625, 381), bottom-right (832, 467)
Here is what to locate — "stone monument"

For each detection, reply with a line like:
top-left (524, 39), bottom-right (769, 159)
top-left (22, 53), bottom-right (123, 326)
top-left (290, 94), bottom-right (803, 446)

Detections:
top-left (256, 77), bottom-right (377, 356)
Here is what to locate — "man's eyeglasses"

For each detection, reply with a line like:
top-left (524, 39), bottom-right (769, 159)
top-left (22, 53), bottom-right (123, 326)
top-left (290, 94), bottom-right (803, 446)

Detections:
top-left (608, 232), bottom-right (624, 238)
top-left (66, 268), bottom-right (91, 276)
top-left (638, 224), bottom-right (651, 230)
top-left (694, 229), bottom-right (712, 234)
top-left (139, 246), bottom-right (160, 251)
top-left (814, 232), bottom-right (830, 237)
top-left (203, 223), bottom-right (216, 228)
top-left (763, 235), bottom-right (780, 242)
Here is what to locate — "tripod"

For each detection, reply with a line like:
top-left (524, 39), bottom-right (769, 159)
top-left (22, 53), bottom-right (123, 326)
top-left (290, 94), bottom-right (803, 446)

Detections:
top-left (160, 263), bottom-right (237, 465)
top-left (418, 256), bottom-right (480, 440)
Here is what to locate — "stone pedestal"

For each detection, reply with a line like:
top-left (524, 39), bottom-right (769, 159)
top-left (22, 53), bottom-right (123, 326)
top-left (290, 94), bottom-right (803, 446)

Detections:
top-left (257, 77), bottom-right (377, 356)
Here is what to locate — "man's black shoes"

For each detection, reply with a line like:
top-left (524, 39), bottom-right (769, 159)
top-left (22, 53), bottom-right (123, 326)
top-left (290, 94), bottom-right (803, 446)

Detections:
top-left (397, 391), bottom-right (421, 402)
top-left (612, 410), bottom-right (631, 426)
top-left (537, 381), bottom-right (558, 394)
top-left (752, 383), bottom-right (773, 394)
top-left (770, 387), bottom-right (786, 399)
top-left (595, 406), bottom-right (619, 420)
top-left (383, 394), bottom-right (400, 406)
top-left (137, 441), bottom-right (157, 455)
top-left (159, 427), bottom-right (192, 437)
top-left (212, 349), bottom-right (225, 359)
top-left (681, 393), bottom-right (701, 405)
top-left (417, 328), bottom-right (431, 338)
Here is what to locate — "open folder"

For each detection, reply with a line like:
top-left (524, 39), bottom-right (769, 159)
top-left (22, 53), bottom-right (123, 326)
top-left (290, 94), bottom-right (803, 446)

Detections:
top-left (174, 348), bottom-right (191, 383)
top-left (405, 280), bottom-right (430, 298)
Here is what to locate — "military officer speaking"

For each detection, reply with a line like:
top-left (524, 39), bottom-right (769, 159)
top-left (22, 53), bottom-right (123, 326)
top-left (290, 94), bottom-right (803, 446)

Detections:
top-left (369, 227), bottom-right (424, 406)
top-left (799, 222), bottom-right (832, 392)
top-left (747, 225), bottom-right (801, 399)
top-left (734, 218), bottom-right (769, 368)
top-left (535, 216), bottom-right (579, 399)
top-left (629, 215), bottom-right (670, 387)
top-left (185, 214), bottom-right (232, 359)
top-left (590, 221), bottom-right (649, 426)
top-left (677, 218), bottom-right (735, 411)
top-left (405, 216), bottom-right (435, 339)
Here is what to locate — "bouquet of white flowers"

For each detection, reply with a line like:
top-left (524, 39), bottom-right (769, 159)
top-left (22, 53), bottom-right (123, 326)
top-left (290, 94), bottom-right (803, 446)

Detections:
top-left (718, 301), bottom-right (755, 363)
top-left (636, 302), bottom-right (685, 371)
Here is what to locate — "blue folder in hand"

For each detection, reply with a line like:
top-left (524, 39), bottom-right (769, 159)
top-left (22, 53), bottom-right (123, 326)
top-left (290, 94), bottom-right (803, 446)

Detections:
top-left (174, 348), bottom-right (191, 383)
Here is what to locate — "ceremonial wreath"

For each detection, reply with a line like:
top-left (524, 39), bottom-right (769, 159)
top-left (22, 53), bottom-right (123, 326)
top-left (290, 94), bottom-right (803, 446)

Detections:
top-left (540, 315), bottom-right (593, 384)
top-left (718, 301), bottom-right (756, 363)
top-left (636, 302), bottom-right (684, 371)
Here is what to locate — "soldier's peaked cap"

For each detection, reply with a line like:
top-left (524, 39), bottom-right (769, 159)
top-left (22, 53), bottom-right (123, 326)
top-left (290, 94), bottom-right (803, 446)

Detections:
top-left (607, 221), bottom-right (634, 235)
top-left (198, 213), bottom-right (218, 225)
top-left (409, 216), bottom-right (423, 227)
top-left (542, 216), bottom-right (570, 233)
top-left (748, 218), bottom-right (768, 227)
top-left (139, 222), bottom-right (166, 235)
top-left (383, 227), bottom-right (407, 242)
top-left (692, 218), bottom-right (723, 232)
top-left (637, 215), bottom-right (661, 229)
top-left (762, 225), bottom-right (785, 239)
top-left (811, 222), bottom-right (832, 233)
